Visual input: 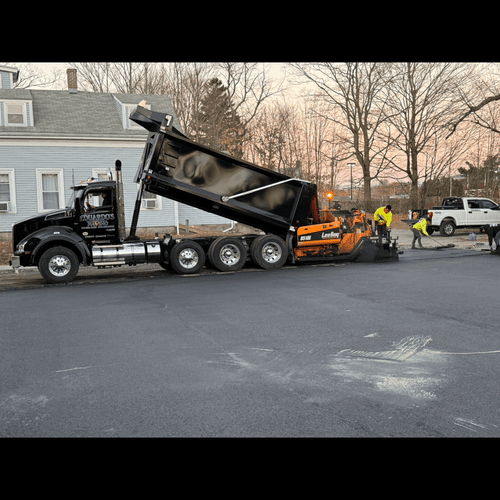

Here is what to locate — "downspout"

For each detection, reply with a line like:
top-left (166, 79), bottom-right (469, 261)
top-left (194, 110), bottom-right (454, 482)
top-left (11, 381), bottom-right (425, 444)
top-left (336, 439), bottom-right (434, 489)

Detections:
top-left (174, 201), bottom-right (179, 234)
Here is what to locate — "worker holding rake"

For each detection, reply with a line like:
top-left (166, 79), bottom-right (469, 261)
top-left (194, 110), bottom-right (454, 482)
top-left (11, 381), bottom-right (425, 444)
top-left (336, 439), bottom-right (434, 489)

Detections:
top-left (412, 216), bottom-right (431, 249)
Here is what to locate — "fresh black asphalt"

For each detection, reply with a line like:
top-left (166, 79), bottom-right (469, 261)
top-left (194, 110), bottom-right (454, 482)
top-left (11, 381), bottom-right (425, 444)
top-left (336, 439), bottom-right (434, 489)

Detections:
top-left (1, 247), bottom-right (499, 437)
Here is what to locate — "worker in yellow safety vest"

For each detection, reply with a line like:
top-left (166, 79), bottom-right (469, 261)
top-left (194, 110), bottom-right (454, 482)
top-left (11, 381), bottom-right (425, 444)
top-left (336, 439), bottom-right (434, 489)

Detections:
top-left (412, 216), bottom-right (431, 249)
top-left (374, 205), bottom-right (392, 242)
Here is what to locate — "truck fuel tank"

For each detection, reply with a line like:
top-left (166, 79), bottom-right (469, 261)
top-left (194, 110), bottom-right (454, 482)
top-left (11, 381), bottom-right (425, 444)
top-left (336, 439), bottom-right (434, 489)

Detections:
top-left (92, 241), bottom-right (162, 266)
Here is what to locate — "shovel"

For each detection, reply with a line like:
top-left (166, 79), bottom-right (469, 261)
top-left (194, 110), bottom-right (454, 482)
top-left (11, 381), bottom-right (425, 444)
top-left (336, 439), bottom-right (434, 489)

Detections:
top-left (427, 234), bottom-right (455, 248)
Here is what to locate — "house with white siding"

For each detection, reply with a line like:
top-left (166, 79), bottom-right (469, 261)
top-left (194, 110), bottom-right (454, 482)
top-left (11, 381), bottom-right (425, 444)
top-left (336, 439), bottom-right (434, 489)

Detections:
top-left (0, 66), bottom-right (230, 239)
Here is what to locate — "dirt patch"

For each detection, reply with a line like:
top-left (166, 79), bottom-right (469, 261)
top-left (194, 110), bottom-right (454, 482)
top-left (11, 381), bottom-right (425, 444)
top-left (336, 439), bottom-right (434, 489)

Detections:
top-left (391, 214), bottom-right (413, 230)
top-left (0, 240), bottom-right (11, 266)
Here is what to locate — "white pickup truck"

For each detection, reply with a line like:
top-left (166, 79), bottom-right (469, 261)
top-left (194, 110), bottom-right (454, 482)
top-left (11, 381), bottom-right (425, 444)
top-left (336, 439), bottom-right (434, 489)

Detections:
top-left (429, 197), bottom-right (500, 236)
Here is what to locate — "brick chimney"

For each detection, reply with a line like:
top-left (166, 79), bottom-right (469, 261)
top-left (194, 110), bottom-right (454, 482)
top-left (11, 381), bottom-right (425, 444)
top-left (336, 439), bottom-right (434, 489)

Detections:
top-left (67, 68), bottom-right (77, 94)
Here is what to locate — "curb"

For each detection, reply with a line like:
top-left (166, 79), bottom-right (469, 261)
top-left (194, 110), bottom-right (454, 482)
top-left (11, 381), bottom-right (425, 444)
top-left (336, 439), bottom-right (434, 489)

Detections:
top-left (0, 265), bottom-right (37, 275)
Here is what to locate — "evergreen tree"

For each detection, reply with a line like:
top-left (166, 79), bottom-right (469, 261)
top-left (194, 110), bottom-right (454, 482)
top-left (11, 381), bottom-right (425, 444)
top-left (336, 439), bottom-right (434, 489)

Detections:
top-left (195, 78), bottom-right (243, 158)
top-left (458, 154), bottom-right (500, 198)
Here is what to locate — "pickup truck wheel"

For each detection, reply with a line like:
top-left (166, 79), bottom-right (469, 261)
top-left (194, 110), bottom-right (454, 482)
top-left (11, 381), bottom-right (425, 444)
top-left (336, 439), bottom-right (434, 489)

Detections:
top-left (208, 237), bottom-right (246, 272)
top-left (439, 220), bottom-right (456, 237)
top-left (170, 240), bottom-right (205, 274)
top-left (38, 246), bottom-right (80, 284)
top-left (250, 235), bottom-right (287, 269)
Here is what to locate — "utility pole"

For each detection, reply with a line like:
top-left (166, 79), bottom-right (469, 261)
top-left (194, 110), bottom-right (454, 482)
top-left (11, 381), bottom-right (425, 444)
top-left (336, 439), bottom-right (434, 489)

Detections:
top-left (348, 163), bottom-right (355, 200)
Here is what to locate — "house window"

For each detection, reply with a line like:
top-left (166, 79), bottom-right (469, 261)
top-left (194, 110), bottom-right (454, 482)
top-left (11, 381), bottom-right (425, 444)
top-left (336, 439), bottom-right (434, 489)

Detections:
top-left (36, 169), bottom-right (64, 212)
top-left (124, 103), bottom-right (150, 129)
top-left (142, 190), bottom-right (160, 210)
top-left (6, 102), bottom-right (27, 126)
top-left (0, 170), bottom-right (16, 213)
top-left (92, 170), bottom-right (110, 181)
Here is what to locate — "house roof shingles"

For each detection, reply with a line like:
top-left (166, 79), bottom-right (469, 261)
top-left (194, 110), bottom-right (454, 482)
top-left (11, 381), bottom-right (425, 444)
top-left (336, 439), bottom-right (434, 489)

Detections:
top-left (0, 88), bottom-right (180, 139)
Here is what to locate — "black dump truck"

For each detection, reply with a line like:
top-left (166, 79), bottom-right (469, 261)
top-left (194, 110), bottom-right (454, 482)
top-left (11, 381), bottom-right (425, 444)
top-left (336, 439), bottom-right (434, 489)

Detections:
top-left (10, 104), bottom-right (399, 284)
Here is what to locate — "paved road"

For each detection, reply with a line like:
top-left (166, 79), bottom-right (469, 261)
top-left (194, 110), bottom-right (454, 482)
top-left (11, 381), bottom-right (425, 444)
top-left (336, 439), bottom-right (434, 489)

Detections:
top-left (1, 244), bottom-right (499, 437)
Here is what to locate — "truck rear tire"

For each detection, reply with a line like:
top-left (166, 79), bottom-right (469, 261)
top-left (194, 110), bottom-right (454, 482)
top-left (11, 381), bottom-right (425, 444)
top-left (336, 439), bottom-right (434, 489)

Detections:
top-left (250, 235), bottom-right (287, 269)
top-left (439, 220), bottom-right (456, 236)
top-left (38, 246), bottom-right (80, 284)
top-left (170, 240), bottom-right (205, 274)
top-left (208, 237), bottom-right (247, 272)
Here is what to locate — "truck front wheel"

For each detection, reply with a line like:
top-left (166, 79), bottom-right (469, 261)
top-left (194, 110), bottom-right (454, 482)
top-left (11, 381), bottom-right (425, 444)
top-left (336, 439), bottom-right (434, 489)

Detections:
top-left (38, 246), bottom-right (80, 284)
top-left (439, 220), bottom-right (456, 237)
top-left (170, 240), bottom-right (205, 274)
top-left (250, 235), bottom-right (287, 269)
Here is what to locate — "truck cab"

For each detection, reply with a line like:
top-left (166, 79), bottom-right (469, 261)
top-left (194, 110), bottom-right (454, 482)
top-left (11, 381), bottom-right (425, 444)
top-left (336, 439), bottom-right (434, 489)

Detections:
top-left (11, 179), bottom-right (119, 278)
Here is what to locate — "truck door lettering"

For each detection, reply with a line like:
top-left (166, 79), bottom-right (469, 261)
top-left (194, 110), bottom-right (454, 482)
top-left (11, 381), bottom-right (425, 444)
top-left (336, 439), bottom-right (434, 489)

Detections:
top-left (80, 213), bottom-right (115, 228)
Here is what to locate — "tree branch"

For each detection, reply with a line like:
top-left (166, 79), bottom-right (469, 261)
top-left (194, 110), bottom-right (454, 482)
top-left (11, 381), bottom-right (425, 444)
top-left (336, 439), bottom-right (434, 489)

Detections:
top-left (446, 93), bottom-right (500, 139)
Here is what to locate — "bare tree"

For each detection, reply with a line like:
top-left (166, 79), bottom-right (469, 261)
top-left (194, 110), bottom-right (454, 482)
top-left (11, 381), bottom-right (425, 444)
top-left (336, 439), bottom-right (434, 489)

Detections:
top-left (459, 127), bottom-right (500, 200)
top-left (246, 99), bottom-right (303, 176)
top-left (158, 63), bottom-right (216, 140)
top-left (217, 63), bottom-right (284, 150)
top-left (300, 95), bottom-right (351, 190)
top-left (289, 62), bottom-right (396, 206)
top-left (419, 124), bottom-right (472, 204)
top-left (446, 63), bottom-right (500, 138)
top-left (103, 62), bottom-right (144, 94)
top-left (246, 95), bottom-right (353, 204)
top-left (134, 63), bottom-right (163, 94)
top-left (383, 62), bottom-right (474, 206)
top-left (69, 62), bottom-right (160, 94)
top-left (1, 62), bottom-right (63, 89)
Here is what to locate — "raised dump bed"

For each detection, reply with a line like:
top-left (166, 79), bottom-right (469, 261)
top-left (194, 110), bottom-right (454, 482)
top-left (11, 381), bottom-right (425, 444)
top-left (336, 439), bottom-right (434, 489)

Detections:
top-left (130, 106), bottom-right (318, 242)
